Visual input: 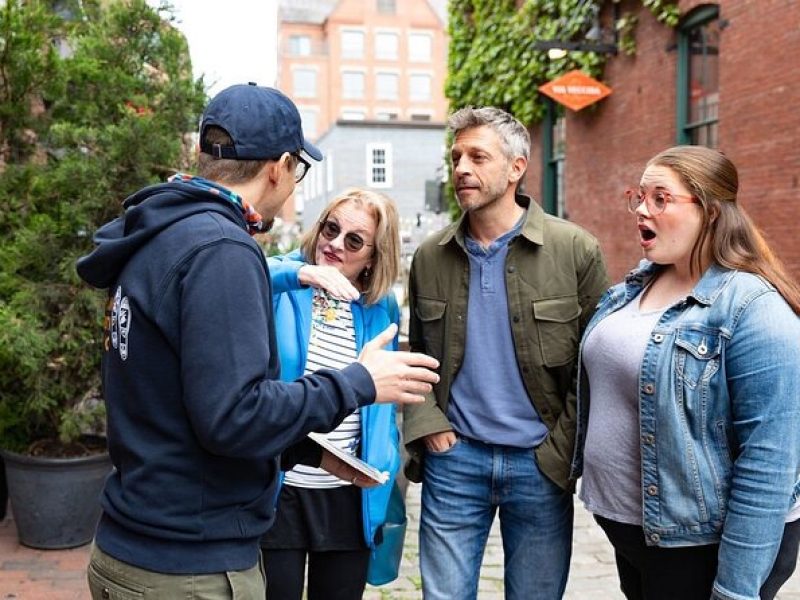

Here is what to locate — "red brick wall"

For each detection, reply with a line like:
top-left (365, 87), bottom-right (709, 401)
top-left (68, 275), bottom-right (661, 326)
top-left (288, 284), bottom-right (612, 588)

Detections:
top-left (525, 0), bottom-right (800, 282)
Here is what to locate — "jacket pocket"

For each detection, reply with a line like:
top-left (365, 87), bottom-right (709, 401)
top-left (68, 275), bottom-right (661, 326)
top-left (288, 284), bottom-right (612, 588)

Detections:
top-left (532, 295), bottom-right (581, 367)
top-left (674, 327), bottom-right (723, 389)
top-left (414, 296), bottom-right (446, 358)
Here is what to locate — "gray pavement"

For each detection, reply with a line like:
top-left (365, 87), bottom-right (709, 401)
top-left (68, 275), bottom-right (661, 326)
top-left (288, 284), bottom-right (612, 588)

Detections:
top-left (364, 482), bottom-right (800, 599)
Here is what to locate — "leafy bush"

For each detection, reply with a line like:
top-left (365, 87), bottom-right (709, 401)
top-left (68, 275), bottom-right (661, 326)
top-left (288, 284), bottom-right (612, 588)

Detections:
top-left (0, 0), bottom-right (205, 454)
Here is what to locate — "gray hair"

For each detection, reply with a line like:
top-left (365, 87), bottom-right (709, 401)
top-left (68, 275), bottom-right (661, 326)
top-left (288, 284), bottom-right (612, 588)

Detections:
top-left (447, 106), bottom-right (531, 161)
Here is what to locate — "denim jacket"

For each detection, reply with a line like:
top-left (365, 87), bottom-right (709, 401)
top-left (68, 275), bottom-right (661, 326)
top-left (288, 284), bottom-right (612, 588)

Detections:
top-left (267, 250), bottom-right (401, 550)
top-left (571, 260), bottom-right (800, 600)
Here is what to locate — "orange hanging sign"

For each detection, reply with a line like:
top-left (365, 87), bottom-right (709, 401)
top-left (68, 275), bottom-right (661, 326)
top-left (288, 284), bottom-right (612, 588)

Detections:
top-left (538, 70), bottom-right (612, 112)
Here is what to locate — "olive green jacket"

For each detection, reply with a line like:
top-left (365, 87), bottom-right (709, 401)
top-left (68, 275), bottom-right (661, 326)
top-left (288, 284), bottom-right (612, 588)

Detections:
top-left (403, 195), bottom-right (609, 491)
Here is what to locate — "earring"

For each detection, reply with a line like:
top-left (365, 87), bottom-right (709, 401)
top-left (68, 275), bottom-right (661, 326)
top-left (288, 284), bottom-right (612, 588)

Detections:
top-left (361, 266), bottom-right (372, 280)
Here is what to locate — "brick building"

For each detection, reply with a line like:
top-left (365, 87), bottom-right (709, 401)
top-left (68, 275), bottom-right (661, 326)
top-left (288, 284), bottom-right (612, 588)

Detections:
top-left (523, 0), bottom-right (800, 281)
top-left (276, 0), bottom-right (449, 225)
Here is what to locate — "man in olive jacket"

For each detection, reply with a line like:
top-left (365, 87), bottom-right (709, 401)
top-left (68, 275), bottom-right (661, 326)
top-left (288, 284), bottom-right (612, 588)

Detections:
top-left (403, 106), bottom-right (609, 600)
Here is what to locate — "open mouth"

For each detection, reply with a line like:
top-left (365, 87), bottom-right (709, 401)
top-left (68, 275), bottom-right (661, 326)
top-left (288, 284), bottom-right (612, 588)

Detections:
top-left (639, 224), bottom-right (656, 242)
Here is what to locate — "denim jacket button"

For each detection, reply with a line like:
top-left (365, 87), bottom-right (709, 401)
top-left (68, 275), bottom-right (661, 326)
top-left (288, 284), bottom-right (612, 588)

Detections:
top-left (653, 333), bottom-right (664, 343)
top-left (649, 532), bottom-right (661, 543)
top-left (643, 383), bottom-right (655, 394)
top-left (507, 265), bottom-right (516, 273)
top-left (647, 484), bottom-right (658, 496)
top-left (643, 434), bottom-right (655, 445)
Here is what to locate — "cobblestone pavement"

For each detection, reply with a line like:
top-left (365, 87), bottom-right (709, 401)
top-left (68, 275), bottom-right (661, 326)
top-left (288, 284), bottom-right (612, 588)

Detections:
top-left (1, 487), bottom-right (798, 599)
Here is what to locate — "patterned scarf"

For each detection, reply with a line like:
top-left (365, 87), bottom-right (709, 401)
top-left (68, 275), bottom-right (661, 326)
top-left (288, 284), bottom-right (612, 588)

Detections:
top-left (168, 173), bottom-right (267, 235)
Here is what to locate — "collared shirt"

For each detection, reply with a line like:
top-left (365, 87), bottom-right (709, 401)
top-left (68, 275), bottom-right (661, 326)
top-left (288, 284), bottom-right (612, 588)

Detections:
top-left (448, 214), bottom-right (548, 448)
top-left (403, 194), bottom-right (609, 490)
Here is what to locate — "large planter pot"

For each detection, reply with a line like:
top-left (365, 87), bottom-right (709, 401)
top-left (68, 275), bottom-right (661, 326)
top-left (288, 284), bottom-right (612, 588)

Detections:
top-left (0, 447), bottom-right (112, 549)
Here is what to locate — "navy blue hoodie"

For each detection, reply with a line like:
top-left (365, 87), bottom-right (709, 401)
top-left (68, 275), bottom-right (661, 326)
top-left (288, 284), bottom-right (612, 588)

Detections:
top-left (76, 180), bottom-right (375, 574)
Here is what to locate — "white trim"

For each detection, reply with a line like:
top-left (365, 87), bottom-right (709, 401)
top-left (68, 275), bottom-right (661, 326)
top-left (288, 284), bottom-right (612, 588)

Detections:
top-left (366, 142), bottom-right (393, 189)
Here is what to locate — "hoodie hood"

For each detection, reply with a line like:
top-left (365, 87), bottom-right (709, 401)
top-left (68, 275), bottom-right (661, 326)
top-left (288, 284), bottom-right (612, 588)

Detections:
top-left (77, 181), bottom-right (247, 289)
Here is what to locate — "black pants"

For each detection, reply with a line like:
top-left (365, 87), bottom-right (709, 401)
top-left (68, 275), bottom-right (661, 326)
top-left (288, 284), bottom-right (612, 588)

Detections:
top-left (761, 519), bottom-right (800, 600)
top-left (262, 548), bottom-right (370, 600)
top-left (596, 515), bottom-right (800, 600)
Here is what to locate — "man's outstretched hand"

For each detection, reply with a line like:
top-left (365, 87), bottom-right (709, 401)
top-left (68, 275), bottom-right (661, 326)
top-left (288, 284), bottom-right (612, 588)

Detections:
top-left (358, 324), bottom-right (439, 404)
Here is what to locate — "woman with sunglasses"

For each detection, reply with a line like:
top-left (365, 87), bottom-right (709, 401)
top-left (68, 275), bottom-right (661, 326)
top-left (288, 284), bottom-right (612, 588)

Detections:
top-left (572, 146), bottom-right (800, 600)
top-left (260, 188), bottom-right (404, 600)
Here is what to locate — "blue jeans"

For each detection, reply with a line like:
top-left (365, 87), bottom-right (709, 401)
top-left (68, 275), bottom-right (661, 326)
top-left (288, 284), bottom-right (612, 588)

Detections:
top-left (419, 436), bottom-right (573, 600)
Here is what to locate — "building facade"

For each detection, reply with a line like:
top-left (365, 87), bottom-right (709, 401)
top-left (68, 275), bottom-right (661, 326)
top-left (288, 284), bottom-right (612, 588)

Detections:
top-left (276, 0), bottom-right (449, 224)
top-left (523, 0), bottom-right (800, 281)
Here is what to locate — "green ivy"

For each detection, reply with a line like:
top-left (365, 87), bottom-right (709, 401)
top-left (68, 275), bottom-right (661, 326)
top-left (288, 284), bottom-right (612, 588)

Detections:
top-left (446, 0), bottom-right (679, 124)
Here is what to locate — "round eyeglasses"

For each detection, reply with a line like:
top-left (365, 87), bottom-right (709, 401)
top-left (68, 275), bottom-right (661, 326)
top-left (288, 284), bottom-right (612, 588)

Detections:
top-left (291, 152), bottom-right (311, 183)
top-left (319, 219), bottom-right (374, 253)
top-left (625, 188), bottom-right (698, 215)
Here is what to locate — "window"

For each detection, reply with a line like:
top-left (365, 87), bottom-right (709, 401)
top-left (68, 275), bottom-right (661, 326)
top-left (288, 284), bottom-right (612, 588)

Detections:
top-left (409, 74), bottom-right (432, 101)
top-left (542, 100), bottom-right (566, 218)
top-left (376, 0), bottom-right (396, 14)
top-left (677, 6), bottom-right (720, 148)
top-left (376, 72), bottom-right (399, 100)
top-left (342, 71), bottom-right (365, 99)
top-left (292, 69), bottom-right (316, 98)
top-left (410, 113), bottom-right (432, 122)
top-left (408, 32), bottom-right (432, 62)
top-left (288, 35), bottom-right (311, 56)
top-left (341, 30), bottom-right (364, 59)
top-left (376, 111), bottom-right (399, 121)
top-left (366, 143), bottom-right (392, 188)
top-left (326, 154), bottom-right (334, 192)
top-left (375, 32), bottom-right (399, 60)
top-left (298, 109), bottom-right (318, 139)
top-left (341, 110), bottom-right (366, 120)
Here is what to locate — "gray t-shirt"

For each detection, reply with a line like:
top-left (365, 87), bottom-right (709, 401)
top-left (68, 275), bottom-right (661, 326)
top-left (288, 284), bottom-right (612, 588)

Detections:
top-left (579, 295), bottom-right (666, 525)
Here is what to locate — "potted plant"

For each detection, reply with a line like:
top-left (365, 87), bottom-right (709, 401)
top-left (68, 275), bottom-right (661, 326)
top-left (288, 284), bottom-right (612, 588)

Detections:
top-left (0, 0), bottom-right (205, 548)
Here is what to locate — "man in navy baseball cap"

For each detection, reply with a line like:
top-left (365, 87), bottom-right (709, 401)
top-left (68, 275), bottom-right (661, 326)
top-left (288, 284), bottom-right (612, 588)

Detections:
top-left (76, 78), bottom-right (440, 599)
top-left (200, 82), bottom-right (322, 162)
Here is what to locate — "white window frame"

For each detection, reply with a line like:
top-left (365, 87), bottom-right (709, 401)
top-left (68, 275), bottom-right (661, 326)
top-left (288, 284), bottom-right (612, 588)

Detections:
top-left (288, 34), bottom-right (311, 56)
top-left (326, 153), bottom-right (334, 192)
top-left (409, 72), bottom-right (432, 102)
top-left (292, 67), bottom-right (317, 98)
top-left (297, 106), bottom-right (319, 139)
top-left (376, 71), bottom-right (400, 100)
top-left (340, 28), bottom-right (365, 60)
top-left (341, 107), bottom-right (367, 120)
top-left (366, 143), bottom-right (393, 188)
top-left (375, 108), bottom-right (401, 121)
top-left (341, 69), bottom-right (366, 99)
top-left (408, 31), bottom-right (433, 62)
top-left (375, 30), bottom-right (399, 60)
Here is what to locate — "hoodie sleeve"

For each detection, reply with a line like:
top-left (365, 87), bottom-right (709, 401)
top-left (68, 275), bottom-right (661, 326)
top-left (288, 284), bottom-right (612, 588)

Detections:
top-left (177, 239), bottom-right (375, 460)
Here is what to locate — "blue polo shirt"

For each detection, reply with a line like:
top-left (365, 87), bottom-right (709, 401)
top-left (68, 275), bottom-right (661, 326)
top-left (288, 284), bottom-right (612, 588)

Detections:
top-left (448, 217), bottom-right (548, 448)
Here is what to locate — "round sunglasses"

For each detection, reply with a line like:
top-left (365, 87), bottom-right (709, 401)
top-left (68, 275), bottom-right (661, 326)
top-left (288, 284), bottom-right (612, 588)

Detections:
top-left (319, 219), bottom-right (374, 252)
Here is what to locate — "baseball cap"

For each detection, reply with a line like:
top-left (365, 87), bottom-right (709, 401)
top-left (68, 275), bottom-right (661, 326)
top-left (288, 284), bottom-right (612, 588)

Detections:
top-left (199, 82), bottom-right (322, 162)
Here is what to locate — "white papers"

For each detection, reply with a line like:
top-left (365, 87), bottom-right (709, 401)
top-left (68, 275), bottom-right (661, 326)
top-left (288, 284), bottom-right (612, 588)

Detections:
top-left (308, 432), bottom-right (389, 485)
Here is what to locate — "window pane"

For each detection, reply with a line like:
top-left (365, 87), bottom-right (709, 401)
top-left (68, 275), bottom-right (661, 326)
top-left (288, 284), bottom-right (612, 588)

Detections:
top-left (688, 20), bottom-right (720, 125)
top-left (376, 0), bottom-right (396, 14)
top-left (288, 35), bottom-right (311, 56)
top-left (298, 109), bottom-right (317, 139)
top-left (409, 33), bottom-right (432, 61)
top-left (341, 110), bottom-right (366, 120)
top-left (409, 74), bottom-right (431, 101)
top-left (293, 70), bottom-right (316, 98)
top-left (376, 73), bottom-right (399, 100)
top-left (342, 72), bottom-right (365, 98)
top-left (375, 32), bottom-right (398, 60)
top-left (341, 30), bottom-right (364, 59)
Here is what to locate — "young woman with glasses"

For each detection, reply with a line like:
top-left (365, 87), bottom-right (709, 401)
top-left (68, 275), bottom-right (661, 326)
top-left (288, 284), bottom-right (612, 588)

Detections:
top-left (260, 188), bottom-right (405, 600)
top-left (572, 145), bottom-right (800, 600)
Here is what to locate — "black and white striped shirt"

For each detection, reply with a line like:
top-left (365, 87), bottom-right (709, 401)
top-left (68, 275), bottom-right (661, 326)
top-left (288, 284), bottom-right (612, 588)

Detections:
top-left (284, 288), bottom-right (361, 489)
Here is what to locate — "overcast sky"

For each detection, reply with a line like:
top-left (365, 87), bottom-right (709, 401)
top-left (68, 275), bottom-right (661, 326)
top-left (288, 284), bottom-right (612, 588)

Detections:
top-left (149, 0), bottom-right (278, 96)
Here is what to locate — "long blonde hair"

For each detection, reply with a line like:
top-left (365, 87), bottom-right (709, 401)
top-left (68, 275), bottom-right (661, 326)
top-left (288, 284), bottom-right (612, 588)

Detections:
top-left (649, 145), bottom-right (800, 314)
top-left (300, 188), bottom-right (401, 305)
